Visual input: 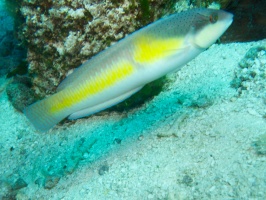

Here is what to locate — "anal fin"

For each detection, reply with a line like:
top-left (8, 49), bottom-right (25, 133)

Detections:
top-left (68, 86), bottom-right (143, 119)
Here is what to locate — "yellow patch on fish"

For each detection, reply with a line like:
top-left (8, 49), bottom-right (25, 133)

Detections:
top-left (49, 62), bottom-right (135, 113)
top-left (134, 36), bottom-right (184, 63)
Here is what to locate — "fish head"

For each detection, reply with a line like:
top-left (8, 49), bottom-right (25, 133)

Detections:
top-left (189, 9), bottom-right (233, 49)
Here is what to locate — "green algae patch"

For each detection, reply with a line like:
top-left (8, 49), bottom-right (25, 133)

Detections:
top-left (253, 133), bottom-right (266, 155)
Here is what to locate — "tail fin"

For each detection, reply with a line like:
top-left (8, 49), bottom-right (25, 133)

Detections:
top-left (24, 94), bottom-right (70, 132)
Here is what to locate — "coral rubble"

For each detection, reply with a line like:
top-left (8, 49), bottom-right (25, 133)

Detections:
top-left (231, 44), bottom-right (266, 96)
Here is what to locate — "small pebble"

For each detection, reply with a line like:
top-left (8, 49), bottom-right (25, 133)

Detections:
top-left (252, 133), bottom-right (266, 155)
top-left (182, 175), bottom-right (193, 186)
top-left (138, 135), bottom-right (144, 141)
top-left (44, 176), bottom-right (60, 190)
top-left (12, 178), bottom-right (28, 191)
top-left (83, 152), bottom-right (90, 159)
top-left (98, 163), bottom-right (109, 175)
top-left (114, 138), bottom-right (122, 144)
top-left (247, 109), bottom-right (260, 117)
top-left (35, 178), bottom-right (44, 187)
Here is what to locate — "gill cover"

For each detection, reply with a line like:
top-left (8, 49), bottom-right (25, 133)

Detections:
top-left (191, 9), bottom-right (233, 48)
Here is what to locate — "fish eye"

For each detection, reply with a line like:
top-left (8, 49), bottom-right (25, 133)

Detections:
top-left (209, 14), bottom-right (218, 23)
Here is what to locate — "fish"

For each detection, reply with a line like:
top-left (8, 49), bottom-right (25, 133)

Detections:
top-left (24, 8), bottom-right (233, 132)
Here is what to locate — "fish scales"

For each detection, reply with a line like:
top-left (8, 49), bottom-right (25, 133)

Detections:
top-left (24, 8), bottom-right (233, 132)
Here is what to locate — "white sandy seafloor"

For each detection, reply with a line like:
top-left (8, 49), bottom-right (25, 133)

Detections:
top-left (0, 40), bottom-right (266, 199)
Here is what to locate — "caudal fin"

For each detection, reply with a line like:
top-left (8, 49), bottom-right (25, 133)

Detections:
top-left (24, 94), bottom-right (70, 132)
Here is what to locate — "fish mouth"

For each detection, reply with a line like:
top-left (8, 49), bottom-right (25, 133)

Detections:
top-left (226, 13), bottom-right (234, 25)
top-left (222, 10), bottom-right (234, 27)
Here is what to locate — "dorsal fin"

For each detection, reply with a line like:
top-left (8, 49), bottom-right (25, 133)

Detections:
top-left (56, 44), bottom-right (122, 92)
top-left (57, 61), bottom-right (89, 92)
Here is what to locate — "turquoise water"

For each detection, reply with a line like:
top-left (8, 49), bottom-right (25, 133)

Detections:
top-left (0, 1), bottom-right (266, 199)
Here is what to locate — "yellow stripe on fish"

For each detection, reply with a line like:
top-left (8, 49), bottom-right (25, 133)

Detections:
top-left (50, 61), bottom-right (135, 113)
top-left (134, 36), bottom-right (184, 63)
top-left (24, 8), bottom-right (233, 132)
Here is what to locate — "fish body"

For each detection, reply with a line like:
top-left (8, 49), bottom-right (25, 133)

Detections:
top-left (24, 8), bottom-right (233, 132)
